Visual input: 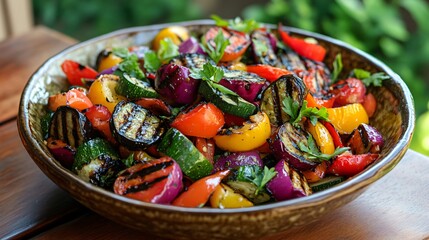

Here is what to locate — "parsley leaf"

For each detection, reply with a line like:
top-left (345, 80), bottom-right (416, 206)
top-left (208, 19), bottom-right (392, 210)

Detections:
top-left (353, 69), bottom-right (390, 87)
top-left (190, 63), bottom-right (239, 97)
top-left (236, 165), bottom-right (277, 194)
top-left (111, 47), bottom-right (130, 58)
top-left (190, 63), bottom-right (224, 83)
top-left (331, 53), bottom-right (343, 83)
top-left (211, 15), bottom-right (261, 33)
top-left (282, 97), bottom-right (329, 127)
top-left (202, 29), bottom-right (230, 64)
top-left (143, 51), bottom-right (161, 73)
top-left (122, 153), bottom-right (135, 168)
top-left (115, 53), bottom-right (145, 80)
top-left (157, 38), bottom-right (179, 63)
top-left (299, 135), bottom-right (349, 162)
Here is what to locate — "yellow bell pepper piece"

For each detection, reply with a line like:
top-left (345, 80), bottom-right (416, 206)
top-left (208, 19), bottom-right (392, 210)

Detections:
top-left (98, 52), bottom-right (122, 72)
top-left (87, 74), bottom-right (125, 113)
top-left (213, 112), bottom-right (271, 152)
top-left (210, 184), bottom-right (253, 208)
top-left (306, 121), bottom-right (335, 154)
top-left (326, 103), bottom-right (369, 134)
top-left (152, 26), bottom-right (189, 51)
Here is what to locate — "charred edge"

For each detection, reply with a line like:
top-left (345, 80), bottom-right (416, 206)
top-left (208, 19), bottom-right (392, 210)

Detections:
top-left (358, 126), bottom-right (370, 149)
top-left (61, 110), bottom-right (69, 145)
top-left (126, 159), bottom-right (174, 181)
top-left (273, 82), bottom-right (284, 126)
top-left (124, 175), bottom-right (169, 195)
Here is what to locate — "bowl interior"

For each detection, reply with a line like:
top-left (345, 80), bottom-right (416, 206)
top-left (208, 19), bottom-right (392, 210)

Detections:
top-left (18, 20), bottom-right (415, 239)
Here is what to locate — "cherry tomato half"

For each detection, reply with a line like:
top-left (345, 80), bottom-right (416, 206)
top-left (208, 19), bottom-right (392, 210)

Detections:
top-left (205, 27), bottom-right (250, 62)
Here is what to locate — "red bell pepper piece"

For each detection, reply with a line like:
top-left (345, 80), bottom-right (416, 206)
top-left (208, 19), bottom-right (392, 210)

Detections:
top-left (84, 104), bottom-right (115, 143)
top-left (328, 152), bottom-right (379, 177)
top-left (278, 24), bottom-right (326, 62)
top-left (305, 93), bottom-right (335, 109)
top-left (194, 137), bottom-right (216, 164)
top-left (61, 60), bottom-right (98, 86)
top-left (246, 64), bottom-right (292, 82)
top-left (172, 170), bottom-right (230, 207)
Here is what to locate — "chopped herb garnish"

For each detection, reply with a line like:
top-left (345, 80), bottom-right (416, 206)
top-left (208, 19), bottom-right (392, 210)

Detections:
top-left (143, 51), bottom-right (161, 73)
top-left (111, 47), bottom-right (130, 59)
top-left (299, 135), bottom-right (349, 162)
top-left (122, 153), bottom-right (135, 168)
top-left (157, 38), bottom-right (179, 63)
top-left (282, 97), bottom-right (329, 127)
top-left (353, 68), bottom-right (390, 87)
top-left (190, 63), bottom-right (224, 83)
top-left (190, 63), bottom-right (238, 97)
top-left (114, 49), bottom-right (145, 80)
top-left (202, 29), bottom-right (230, 64)
top-left (236, 165), bottom-right (277, 195)
top-left (331, 53), bottom-right (343, 83)
top-left (211, 15), bottom-right (261, 33)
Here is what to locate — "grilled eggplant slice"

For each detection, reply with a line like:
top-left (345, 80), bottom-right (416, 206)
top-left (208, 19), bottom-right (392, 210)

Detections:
top-left (251, 29), bottom-right (280, 67)
top-left (48, 106), bottom-right (93, 148)
top-left (219, 69), bottom-right (266, 102)
top-left (267, 159), bottom-right (312, 201)
top-left (111, 101), bottom-right (165, 150)
top-left (346, 123), bottom-right (384, 154)
top-left (169, 53), bottom-right (214, 70)
top-left (270, 122), bottom-right (318, 171)
top-left (260, 74), bottom-right (307, 127)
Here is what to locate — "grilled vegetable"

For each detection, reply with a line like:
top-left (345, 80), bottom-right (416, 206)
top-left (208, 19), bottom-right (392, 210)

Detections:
top-left (116, 73), bottom-right (158, 99)
top-left (157, 128), bottom-right (213, 180)
top-left (169, 53), bottom-right (214, 69)
top-left (152, 26), bottom-right (189, 51)
top-left (267, 159), bottom-right (312, 201)
top-left (309, 176), bottom-right (346, 192)
top-left (210, 183), bottom-right (254, 208)
top-left (171, 102), bottom-right (225, 139)
top-left (87, 74), bottom-right (126, 113)
top-left (214, 112), bottom-right (271, 152)
top-left (96, 49), bottom-right (123, 72)
top-left (48, 106), bottom-right (93, 149)
top-left (111, 101), bottom-right (165, 150)
top-left (251, 29), bottom-right (280, 66)
top-left (72, 138), bottom-right (123, 188)
top-left (204, 27), bottom-right (250, 62)
top-left (260, 74), bottom-right (307, 127)
top-left (330, 78), bottom-right (366, 106)
top-left (155, 63), bottom-right (200, 106)
top-left (172, 169), bottom-right (229, 207)
top-left (326, 103), bottom-right (369, 134)
top-left (61, 60), bottom-right (99, 86)
top-left (224, 165), bottom-right (274, 204)
top-left (46, 138), bottom-right (76, 169)
top-left (213, 150), bottom-right (263, 172)
top-left (246, 64), bottom-right (292, 83)
top-left (198, 80), bottom-right (256, 118)
top-left (114, 157), bottom-right (183, 204)
top-left (178, 37), bottom-right (205, 55)
top-left (270, 122), bottom-right (317, 171)
top-left (346, 123), bottom-right (384, 154)
top-left (328, 152), bottom-right (379, 177)
top-left (218, 69), bottom-right (266, 102)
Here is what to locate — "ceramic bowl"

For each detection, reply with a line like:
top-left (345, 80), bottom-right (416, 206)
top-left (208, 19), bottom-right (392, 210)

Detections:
top-left (18, 20), bottom-right (414, 239)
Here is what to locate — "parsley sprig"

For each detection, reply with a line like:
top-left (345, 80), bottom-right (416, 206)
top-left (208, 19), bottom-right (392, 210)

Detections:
top-left (202, 30), bottom-right (230, 64)
top-left (211, 15), bottom-right (261, 33)
top-left (282, 97), bottom-right (329, 127)
top-left (142, 37), bottom-right (179, 73)
top-left (112, 47), bottom-right (145, 80)
top-left (299, 135), bottom-right (349, 162)
top-left (353, 69), bottom-right (390, 87)
top-left (236, 165), bottom-right (277, 195)
top-left (190, 63), bottom-right (238, 96)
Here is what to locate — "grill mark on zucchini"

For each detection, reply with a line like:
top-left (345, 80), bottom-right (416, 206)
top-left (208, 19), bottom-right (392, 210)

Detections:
top-left (124, 175), bottom-right (169, 194)
top-left (272, 81), bottom-right (283, 126)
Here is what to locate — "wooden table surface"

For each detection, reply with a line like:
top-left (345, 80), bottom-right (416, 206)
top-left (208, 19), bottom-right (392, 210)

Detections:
top-left (1, 26), bottom-right (428, 240)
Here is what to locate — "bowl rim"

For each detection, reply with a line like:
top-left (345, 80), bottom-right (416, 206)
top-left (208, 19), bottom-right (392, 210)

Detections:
top-left (18, 19), bottom-right (415, 214)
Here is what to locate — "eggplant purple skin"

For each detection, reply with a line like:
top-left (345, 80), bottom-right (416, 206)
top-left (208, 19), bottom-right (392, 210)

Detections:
top-left (155, 63), bottom-right (200, 106)
top-left (270, 123), bottom-right (317, 171)
top-left (266, 160), bottom-right (307, 201)
top-left (347, 123), bottom-right (384, 154)
top-left (47, 143), bottom-right (76, 169)
top-left (178, 37), bottom-right (205, 55)
top-left (153, 160), bottom-right (183, 204)
top-left (213, 150), bottom-right (263, 172)
top-left (219, 70), bottom-right (266, 102)
top-left (97, 65), bottom-right (118, 77)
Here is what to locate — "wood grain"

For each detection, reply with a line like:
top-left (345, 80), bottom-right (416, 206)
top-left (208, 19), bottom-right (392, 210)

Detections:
top-left (32, 151), bottom-right (429, 240)
top-left (0, 25), bottom-right (76, 124)
top-left (0, 120), bottom-right (86, 239)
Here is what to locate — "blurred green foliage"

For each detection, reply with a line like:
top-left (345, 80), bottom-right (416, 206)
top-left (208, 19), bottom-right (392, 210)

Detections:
top-left (32, 0), bottom-right (201, 41)
top-left (243, 0), bottom-right (429, 155)
top-left (32, 0), bottom-right (429, 155)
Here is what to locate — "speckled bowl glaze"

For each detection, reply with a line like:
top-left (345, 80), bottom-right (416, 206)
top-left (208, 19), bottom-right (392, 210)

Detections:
top-left (18, 20), bottom-right (414, 239)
